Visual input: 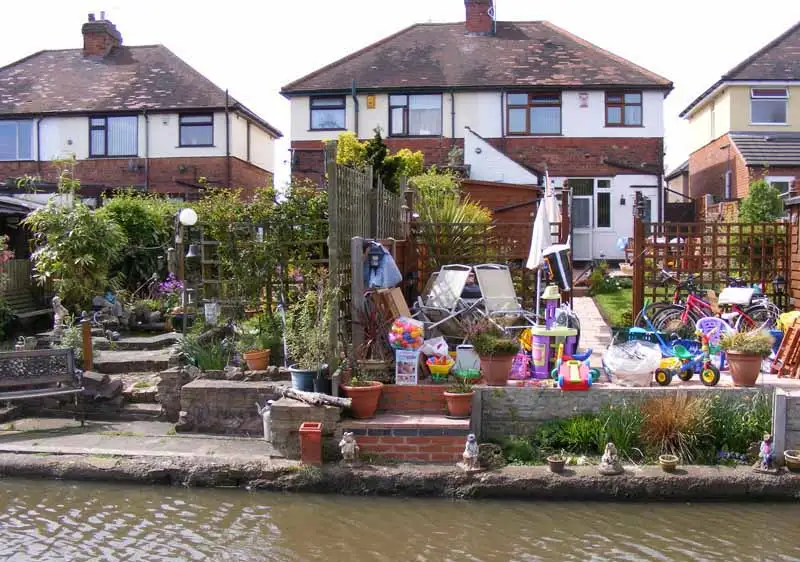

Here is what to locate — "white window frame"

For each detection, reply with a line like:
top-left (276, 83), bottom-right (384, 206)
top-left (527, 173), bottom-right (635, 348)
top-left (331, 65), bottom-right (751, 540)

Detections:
top-left (750, 88), bottom-right (789, 125)
top-left (0, 119), bottom-right (34, 161)
top-left (766, 175), bottom-right (795, 199)
top-left (595, 179), bottom-right (613, 230)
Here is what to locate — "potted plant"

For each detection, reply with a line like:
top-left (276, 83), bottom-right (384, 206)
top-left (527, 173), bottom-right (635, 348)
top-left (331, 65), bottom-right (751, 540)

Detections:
top-left (659, 454), bottom-right (679, 473)
top-left (285, 273), bottom-right (335, 393)
top-left (720, 330), bottom-right (773, 387)
top-left (443, 378), bottom-right (474, 418)
top-left (547, 453), bottom-right (566, 474)
top-left (341, 368), bottom-right (384, 419)
top-left (784, 450), bottom-right (800, 473)
top-left (236, 313), bottom-right (281, 371)
top-left (468, 319), bottom-right (519, 386)
top-left (354, 298), bottom-right (394, 384)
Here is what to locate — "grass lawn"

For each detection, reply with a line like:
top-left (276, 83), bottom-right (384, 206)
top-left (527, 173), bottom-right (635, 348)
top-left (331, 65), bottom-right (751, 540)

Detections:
top-left (593, 288), bottom-right (633, 328)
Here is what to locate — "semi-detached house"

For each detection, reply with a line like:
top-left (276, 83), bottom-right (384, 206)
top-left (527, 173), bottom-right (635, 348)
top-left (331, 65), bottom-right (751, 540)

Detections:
top-left (0, 13), bottom-right (282, 201)
top-left (282, 0), bottom-right (672, 261)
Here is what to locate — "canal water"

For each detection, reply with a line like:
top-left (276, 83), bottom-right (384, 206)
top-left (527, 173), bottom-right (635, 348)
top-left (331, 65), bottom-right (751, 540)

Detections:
top-left (0, 479), bottom-right (798, 561)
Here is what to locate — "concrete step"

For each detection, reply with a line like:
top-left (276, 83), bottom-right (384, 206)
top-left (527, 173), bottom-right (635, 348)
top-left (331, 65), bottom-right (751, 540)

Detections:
top-left (36, 402), bottom-right (163, 423)
top-left (117, 374), bottom-right (160, 404)
top-left (92, 349), bottom-right (173, 374)
top-left (93, 332), bottom-right (180, 351)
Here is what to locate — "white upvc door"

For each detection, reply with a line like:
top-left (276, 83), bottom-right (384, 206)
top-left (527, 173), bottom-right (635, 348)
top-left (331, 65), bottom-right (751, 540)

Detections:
top-left (572, 196), bottom-right (593, 261)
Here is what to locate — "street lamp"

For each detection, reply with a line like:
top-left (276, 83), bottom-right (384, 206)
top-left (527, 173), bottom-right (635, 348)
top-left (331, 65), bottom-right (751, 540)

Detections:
top-left (178, 208), bottom-right (199, 336)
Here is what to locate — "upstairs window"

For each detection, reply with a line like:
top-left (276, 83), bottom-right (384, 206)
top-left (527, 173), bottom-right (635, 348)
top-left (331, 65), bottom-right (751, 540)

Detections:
top-left (606, 92), bottom-right (642, 127)
top-left (0, 120), bottom-right (33, 161)
top-left (507, 93), bottom-right (561, 135)
top-left (751, 88), bottom-right (788, 124)
top-left (767, 176), bottom-right (795, 198)
top-left (179, 114), bottom-right (214, 146)
top-left (389, 94), bottom-right (442, 136)
top-left (310, 96), bottom-right (346, 130)
top-left (90, 115), bottom-right (137, 157)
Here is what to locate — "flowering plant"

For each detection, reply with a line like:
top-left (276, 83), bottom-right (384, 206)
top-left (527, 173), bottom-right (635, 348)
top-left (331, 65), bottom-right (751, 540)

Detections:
top-left (157, 273), bottom-right (184, 312)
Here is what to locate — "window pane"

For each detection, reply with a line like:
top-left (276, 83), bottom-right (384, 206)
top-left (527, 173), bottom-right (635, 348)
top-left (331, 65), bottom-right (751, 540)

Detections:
top-left (181, 123), bottom-right (214, 145)
top-left (597, 192), bottom-right (611, 228)
top-left (180, 115), bottom-right (213, 124)
top-left (532, 94), bottom-right (560, 104)
top-left (752, 88), bottom-right (787, 98)
top-left (568, 179), bottom-right (594, 196)
top-left (572, 198), bottom-right (591, 228)
top-left (408, 95), bottom-right (441, 135)
top-left (624, 104), bottom-right (642, 126)
top-left (507, 93), bottom-right (528, 105)
top-left (17, 120), bottom-right (32, 160)
top-left (107, 116), bottom-right (137, 156)
top-left (0, 122), bottom-right (16, 160)
top-left (508, 108), bottom-right (527, 133)
top-left (311, 97), bottom-right (344, 108)
top-left (389, 95), bottom-right (407, 106)
top-left (752, 99), bottom-right (787, 123)
top-left (771, 181), bottom-right (791, 195)
top-left (90, 128), bottom-right (105, 156)
top-left (531, 106), bottom-right (560, 134)
top-left (391, 107), bottom-right (405, 135)
top-left (607, 106), bottom-right (622, 124)
top-left (642, 198), bottom-right (652, 223)
top-left (624, 93), bottom-right (641, 104)
top-left (607, 94), bottom-right (623, 103)
top-left (310, 109), bottom-right (345, 130)
top-left (597, 179), bottom-right (611, 189)
top-left (90, 118), bottom-right (105, 127)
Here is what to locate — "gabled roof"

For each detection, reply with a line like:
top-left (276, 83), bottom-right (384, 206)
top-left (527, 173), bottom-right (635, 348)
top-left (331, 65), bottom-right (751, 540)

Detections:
top-left (730, 132), bottom-right (800, 167)
top-left (281, 21), bottom-right (672, 95)
top-left (665, 160), bottom-right (689, 181)
top-left (680, 21), bottom-right (800, 118)
top-left (0, 45), bottom-right (282, 138)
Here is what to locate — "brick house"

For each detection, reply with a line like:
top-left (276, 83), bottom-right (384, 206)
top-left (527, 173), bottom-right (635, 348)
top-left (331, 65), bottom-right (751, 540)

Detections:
top-left (281, 0), bottom-right (672, 261)
top-left (0, 13), bottom-right (282, 201)
top-left (679, 21), bottom-right (800, 215)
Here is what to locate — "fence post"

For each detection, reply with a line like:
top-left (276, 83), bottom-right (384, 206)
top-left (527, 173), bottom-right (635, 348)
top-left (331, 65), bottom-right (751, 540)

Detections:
top-left (632, 215), bottom-right (645, 319)
top-left (81, 312), bottom-right (93, 371)
top-left (351, 237), bottom-right (366, 355)
top-left (368, 167), bottom-right (377, 238)
top-left (560, 187), bottom-right (571, 244)
top-left (325, 141), bottom-right (340, 369)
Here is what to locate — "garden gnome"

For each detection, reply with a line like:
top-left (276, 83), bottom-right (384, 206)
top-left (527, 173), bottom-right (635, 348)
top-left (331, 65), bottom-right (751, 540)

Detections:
top-left (598, 442), bottom-right (624, 475)
top-left (460, 433), bottom-right (480, 471)
top-left (52, 296), bottom-right (68, 337)
top-left (339, 432), bottom-right (360, 464)
top-left (757, 433), bottom-right (776, 472)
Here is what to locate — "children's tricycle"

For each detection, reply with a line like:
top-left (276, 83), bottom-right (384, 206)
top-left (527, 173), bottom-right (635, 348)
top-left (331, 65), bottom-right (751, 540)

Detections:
top-left (653, 342), bottom-right (720, 387)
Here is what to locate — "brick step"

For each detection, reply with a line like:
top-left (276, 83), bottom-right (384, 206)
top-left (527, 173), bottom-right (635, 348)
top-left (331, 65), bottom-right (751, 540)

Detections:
top-left (378, 384), bottom-right (448, 415)
top-left (342, 413), bottom-right (470, 463)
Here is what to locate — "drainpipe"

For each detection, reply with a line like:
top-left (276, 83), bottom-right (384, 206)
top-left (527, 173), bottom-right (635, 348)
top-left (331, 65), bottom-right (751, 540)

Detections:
top-left (351, 79), bottom-right (359, 137)
top-left (35, 115), bottom-right (43, 176)
top-left (143, 110), bottom-right (150, 191)
top-left (225, 90), bottom-right (231, 187)
top-left (450, 90), bottom-right (456, 148)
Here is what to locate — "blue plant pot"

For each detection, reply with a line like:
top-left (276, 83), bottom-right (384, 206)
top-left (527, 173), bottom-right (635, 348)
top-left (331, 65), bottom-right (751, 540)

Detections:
top-left (289, 365), bottom-right (322, 392)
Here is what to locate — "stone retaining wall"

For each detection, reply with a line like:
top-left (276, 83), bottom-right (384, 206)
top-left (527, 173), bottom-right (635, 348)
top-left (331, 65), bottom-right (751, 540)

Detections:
top-left (773, 389), bottom-right (800, 456)
top-left (177, 380), bottom-right (289, 435)
top-left (477, 386), bottom-right (770, 440)
top-left (270, 398), bottom-right (342, 460)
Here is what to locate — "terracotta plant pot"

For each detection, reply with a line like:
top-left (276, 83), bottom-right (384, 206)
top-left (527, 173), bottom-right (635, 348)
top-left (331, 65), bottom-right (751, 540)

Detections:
top-left (342, 381), bottom-right (384, 419)
top-left (784, 450), bottom-right (800, 473)
top-left (243, 349), bottom-right (270, 371)
top-left (727, 351), bottom-right (762, 387)
top-left (444, 391), bottom-right (474, 418)
top-left (480, 353), bottom-right (515, 386)
top-left (547, 455), bottom-right (566, 474)
top-left (659, 454), bottom-right (679, 473)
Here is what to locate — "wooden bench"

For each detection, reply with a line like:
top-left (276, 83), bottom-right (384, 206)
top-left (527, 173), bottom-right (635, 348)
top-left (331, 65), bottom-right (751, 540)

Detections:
top-left (3, 289), bottom-right (51, 321)
top-left (0, 348), bottom-right (85, 425)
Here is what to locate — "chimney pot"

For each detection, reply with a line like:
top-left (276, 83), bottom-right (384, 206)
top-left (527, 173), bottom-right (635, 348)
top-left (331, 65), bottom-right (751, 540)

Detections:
top-left (88, 13), bottom-right (95, 22)
top-left (100, 10), bottom-right (105, 20)
top-left (465, 0), bottom-right (495, 35)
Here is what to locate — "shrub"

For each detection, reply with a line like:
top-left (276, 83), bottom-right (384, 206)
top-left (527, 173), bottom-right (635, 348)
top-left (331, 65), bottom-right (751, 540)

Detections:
top-left (640, 393), bottom-right (710, 462)
top-left (739, 179), bottom-right (784, 223)
top-left (285, 270), bottom-right (336, 370)
top-left (703, 392), bottom-right (771, 459)
top-left (466, 319), bottom-right (518, 356)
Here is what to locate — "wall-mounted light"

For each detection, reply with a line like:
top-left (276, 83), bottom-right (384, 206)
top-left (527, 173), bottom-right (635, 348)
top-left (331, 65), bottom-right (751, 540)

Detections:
top-left (620, 195), bottom-right (626, 206)
top-left (475, 147), bottom-right (482, 154)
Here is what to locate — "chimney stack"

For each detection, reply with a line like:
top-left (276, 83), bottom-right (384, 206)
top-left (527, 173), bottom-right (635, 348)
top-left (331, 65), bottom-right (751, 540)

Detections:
top-left (465, 0), bottom-right (495, 35)
top-left (82, 12), bottom-right (122, 57)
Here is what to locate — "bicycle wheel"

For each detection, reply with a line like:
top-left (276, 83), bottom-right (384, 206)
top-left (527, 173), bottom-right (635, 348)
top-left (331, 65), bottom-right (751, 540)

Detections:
top-left (651, 305), bottom-right (701, 339)
top-left (735, 302), bottom-right (779, 332)
top-left (633, 302), bottom-right (671, 330)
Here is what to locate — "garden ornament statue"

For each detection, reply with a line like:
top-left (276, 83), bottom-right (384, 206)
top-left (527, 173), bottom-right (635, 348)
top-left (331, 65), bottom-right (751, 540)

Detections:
top-left (459, 433), bottom-right (481, 471)
top-left (755, 433), bottom-right (778, 473)
top-left (339, 432), bottom-right (360, 464)
top-left (598, 442), bottom-right (624, 475)
top-left (52, 296), bottom-right (69, 337)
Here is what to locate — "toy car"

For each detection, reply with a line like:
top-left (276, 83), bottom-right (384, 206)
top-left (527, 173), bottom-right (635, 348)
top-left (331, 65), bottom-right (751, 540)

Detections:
top-left (557, 359), bottom-right (592, 391)
top-left (654, 344), bottom-right (720, 387)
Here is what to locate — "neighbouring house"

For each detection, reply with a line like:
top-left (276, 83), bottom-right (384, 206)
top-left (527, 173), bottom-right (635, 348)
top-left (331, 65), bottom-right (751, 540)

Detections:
top-left (665, 160), bottom-right (689, 203)
top-left (281, 0), bottom-right (672, 261)
top-left (680, 21), bottom-right (800, 217)
top-left (0, 13), bottom-right (282, 201)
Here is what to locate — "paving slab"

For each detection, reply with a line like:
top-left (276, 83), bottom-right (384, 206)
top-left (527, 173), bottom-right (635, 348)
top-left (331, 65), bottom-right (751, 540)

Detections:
top-left (93, 332), bottom-right (180, 351)
top-left (572, 296), bottom-right (613, 368)
top-left (93, 348), bottom-right (173, 374)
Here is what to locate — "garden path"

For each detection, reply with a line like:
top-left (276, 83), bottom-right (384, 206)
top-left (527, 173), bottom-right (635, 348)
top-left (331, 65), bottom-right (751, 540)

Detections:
top-left (572, 296), bottom-right (613, 369)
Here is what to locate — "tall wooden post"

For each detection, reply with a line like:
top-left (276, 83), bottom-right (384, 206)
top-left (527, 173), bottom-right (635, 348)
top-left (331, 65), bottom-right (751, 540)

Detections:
top-left (325, 141), bottom-right (339, 373)
top-left (81, 312), bottom-right (93, 371)
top-left (351, 237), bottom-right (366, 355)
top-left (632, 214), bottom-right (645, 319)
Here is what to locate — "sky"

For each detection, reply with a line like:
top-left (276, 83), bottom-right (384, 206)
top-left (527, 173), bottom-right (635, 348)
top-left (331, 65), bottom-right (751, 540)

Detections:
top-left (2, 0), bottom-right (800, 188)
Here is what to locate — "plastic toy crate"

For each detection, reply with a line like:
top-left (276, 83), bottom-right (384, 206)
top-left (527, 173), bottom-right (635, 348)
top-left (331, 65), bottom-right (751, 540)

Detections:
top-left (626, 328), bottom-right (666, 344)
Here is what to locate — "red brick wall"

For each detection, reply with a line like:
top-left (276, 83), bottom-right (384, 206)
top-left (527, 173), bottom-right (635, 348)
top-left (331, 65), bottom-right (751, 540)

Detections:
top-left (291, 136), bottom-right (662, 182)
top-left (378, 385), bottom-right (447, 414)
top-left (688, 134), bottom-right (749, 203)
top-left (0, 156), bottom-right (271, 198)
top-left (465, 0), bottom-right (494, 34)
top-left (349, 434), bottom-right (465, 462)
